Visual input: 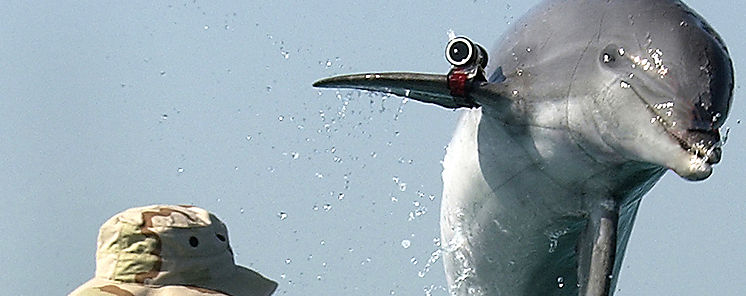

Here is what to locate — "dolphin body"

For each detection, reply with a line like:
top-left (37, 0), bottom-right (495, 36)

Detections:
top-left (314, 0), bottom-right (733, 295)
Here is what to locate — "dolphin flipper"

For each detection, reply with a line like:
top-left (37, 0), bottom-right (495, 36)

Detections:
top-left (577, 200), bottom-right (618, 295)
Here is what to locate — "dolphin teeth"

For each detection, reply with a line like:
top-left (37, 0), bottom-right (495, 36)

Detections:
top-left (706, 147), bottom-right (722, 164)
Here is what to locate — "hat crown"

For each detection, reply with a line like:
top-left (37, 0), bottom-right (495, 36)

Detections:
top-left (95, 205), bottom-right (235, 285)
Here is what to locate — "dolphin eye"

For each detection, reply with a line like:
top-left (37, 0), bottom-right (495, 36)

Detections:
top-left (600, 44), bottom-right (621, 67)
top-left (602, 53), bottom-right (615, 63)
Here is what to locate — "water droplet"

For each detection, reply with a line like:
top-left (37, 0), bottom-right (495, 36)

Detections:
top-left (316, 275), bottom-right (322, 280)
top-left (320, 240), bottom-right (326, 246)
top-left (447, 29), bottom-right (456, 39)
top-left (239, 208), bottom-right (245, 214)
top-left (177, 167), bottom-right (184, 173)
top-left (401, 240), bottom-right (411, 248)
top-left (278, 212), bottom-right (288, 220)
top-left (526, 47), bottom-right (532, 52)
top-left (203, 25), bottom-right (209, 30)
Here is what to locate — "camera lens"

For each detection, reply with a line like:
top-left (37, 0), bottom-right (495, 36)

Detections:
top-left (446, 37), bottom-right (473, 66)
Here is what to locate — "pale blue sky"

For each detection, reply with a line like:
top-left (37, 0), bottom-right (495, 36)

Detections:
top-left (1, 1), bottom-right (744, 295)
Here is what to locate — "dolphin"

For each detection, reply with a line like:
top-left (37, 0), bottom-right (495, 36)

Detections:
top-left (313, 0), bottom-right (734, 295)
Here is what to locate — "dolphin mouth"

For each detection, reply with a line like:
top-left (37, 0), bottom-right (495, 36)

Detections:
top-left (645, 101), bottom-right (722, 164)
top-left (625, 79), bottom-right (722, 178)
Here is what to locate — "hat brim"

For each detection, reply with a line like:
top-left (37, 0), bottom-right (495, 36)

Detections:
top-left (69, 265), bottom-right (277, 296)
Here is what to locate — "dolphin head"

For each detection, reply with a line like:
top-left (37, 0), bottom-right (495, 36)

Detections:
top-left (491, 0), bottom-right (735, 181)
top-left (314, 0), bottom-right (734, 181)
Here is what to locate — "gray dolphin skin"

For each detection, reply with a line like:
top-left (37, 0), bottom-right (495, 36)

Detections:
top-left (313, 0), bottom-right (733, 295)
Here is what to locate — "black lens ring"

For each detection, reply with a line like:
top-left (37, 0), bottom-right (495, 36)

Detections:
top-left (446, 37), bottom-right (474, 66)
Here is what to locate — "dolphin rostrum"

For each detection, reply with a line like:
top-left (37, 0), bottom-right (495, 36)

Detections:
top-left (313, 0), bottom-right (734, 295)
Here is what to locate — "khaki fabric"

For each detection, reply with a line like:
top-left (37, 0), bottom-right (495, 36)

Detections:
top-left (69, 205), bottom-right (277, 296)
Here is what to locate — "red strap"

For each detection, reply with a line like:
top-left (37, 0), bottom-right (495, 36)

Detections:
top-left (448, 71), bottom-right (469, 97)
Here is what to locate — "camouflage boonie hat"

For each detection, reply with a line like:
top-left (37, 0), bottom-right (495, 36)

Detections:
top-left (69, 205), bottom-right (277, 296)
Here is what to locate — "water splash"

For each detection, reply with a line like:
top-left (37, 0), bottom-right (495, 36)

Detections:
top-left (417, 248), bottom-right (443, 278)
top-left (546, 227), bottom-right (570, 253)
